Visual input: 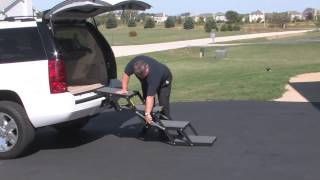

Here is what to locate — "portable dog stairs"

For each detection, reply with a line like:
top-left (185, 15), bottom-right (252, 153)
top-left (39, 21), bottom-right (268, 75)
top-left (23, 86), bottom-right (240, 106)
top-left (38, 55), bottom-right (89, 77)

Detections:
top-left (95, 87), bottom-right (217, 146)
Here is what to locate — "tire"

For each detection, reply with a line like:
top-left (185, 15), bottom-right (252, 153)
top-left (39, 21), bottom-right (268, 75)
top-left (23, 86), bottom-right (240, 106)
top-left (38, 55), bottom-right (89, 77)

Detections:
top-left (0, 101), bottom-right (35, 159)
top-left (53, 117), bottom-right (90, 133)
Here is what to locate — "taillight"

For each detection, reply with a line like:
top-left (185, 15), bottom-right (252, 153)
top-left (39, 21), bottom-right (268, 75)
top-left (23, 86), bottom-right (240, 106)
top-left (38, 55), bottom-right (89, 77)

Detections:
top-left (48, 58), bottom-right (67, 94)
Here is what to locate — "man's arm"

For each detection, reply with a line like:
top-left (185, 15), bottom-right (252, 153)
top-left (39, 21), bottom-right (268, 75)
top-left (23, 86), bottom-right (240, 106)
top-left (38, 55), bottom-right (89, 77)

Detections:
top-left (144, 96), bottom-right (155, 124)
top-left (116, 73), bottom-right (130, 94)
top-left (122, 73), bottom-right (130, 91)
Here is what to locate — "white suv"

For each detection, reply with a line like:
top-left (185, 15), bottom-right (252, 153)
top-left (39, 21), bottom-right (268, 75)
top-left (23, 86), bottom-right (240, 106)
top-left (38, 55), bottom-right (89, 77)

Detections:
top-left (0, 0), bottom-right (150, 159)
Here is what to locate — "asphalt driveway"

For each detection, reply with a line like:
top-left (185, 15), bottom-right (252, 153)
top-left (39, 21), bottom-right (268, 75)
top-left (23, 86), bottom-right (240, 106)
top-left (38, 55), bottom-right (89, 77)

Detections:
top-left (1, 101), bottom-right (320, 180)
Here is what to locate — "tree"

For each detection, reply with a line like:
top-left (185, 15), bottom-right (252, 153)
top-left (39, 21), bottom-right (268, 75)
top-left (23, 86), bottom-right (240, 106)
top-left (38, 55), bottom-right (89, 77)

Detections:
top-left (165, 16), bottom-right (175, 28)
top-left (225, 10), bottom-right (241, 24)
top-left (220, 24), bottom-right (228, 31)
top-left (105, 15), bottom-right (118, 29)
top-left (315, 16), bottom-right (320, 30)
top-left (144, 18), bottom-right (155, 28)
top-left (36, 11), bottom-right (43, 19)
top-left (233, 24), bottom-right (241, 31)
top-left (227, 24), bottom-right (233, 31)
top-left (197, 17), bottom-right (205, 25)
top-left (121, 10), bottom-right (138, 24)
top-left (244, 16), bottom-right (250, 24)
top-left (269, 12), bottom-right (290, 28)
top-left (204, 17), bottom-right (217, 33)
top-left (127, 19), bottom-right (137, 27)
top-left (257, 17), bottom-right (262, 23)
top-left (183, 17), bottom-right (195, 30)
top-left (136, 13), bottom-right (156, 23)
top-left (305, 12), bottom-right (314, 21)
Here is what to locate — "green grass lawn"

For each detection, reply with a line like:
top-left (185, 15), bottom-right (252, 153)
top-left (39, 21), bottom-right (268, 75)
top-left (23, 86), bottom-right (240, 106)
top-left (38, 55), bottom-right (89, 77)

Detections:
top-left (100, 26), bottom-right (245, 46)
top-left (116, 41), bottom-right (320, 102)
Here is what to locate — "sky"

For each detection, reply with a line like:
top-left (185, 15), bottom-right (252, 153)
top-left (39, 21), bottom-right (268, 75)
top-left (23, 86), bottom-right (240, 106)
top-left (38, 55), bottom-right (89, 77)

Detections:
top-left (33, 0), bottom-right (319, 15)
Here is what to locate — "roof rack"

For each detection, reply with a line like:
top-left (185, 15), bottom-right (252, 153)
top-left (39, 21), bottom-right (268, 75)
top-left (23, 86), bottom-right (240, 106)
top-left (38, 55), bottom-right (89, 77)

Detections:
top-left (1, 16), bottom-right (36, 22)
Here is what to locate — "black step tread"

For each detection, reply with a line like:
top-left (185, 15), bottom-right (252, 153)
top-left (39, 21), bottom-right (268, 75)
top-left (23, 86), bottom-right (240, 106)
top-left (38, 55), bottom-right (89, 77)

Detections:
top-left (135, 104), bottom-right (163, 113)
top-left (96, 87), bottom-right (136, 97)
top-left (159, 120), bottom-right (190, 129)
top-left (174, 135), bottom-right (217, 146)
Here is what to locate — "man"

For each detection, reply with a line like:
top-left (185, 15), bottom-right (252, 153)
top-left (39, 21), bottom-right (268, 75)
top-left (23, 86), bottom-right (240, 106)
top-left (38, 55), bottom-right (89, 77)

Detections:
top-left (117, 55), bottom-right (173, 124)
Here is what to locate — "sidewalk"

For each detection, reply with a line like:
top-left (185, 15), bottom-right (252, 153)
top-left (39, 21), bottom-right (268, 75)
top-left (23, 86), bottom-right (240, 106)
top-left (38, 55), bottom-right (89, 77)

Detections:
top-left (112, 29), bottom-right (313, 57)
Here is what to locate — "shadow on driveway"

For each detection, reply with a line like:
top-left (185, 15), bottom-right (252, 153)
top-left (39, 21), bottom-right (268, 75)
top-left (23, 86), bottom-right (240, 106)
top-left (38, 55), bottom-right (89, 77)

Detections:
top-left (33, 110), bottom-right (164, 153)
top-left (290, 82), bottom-right (320, 103)
top-left (1, 101), bottom-right (320, 180)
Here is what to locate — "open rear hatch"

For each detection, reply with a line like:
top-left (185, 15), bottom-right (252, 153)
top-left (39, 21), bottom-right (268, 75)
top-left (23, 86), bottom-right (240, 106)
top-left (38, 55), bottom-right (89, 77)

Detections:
top-left (43, 0), bottom-right (151, 21)
top-left (44, 0), bottom-right (151, 95)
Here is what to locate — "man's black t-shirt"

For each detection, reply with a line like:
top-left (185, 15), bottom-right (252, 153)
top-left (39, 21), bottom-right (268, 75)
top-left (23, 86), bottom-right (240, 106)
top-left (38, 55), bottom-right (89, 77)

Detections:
top-left (125, 55), bottom-right (171, 96)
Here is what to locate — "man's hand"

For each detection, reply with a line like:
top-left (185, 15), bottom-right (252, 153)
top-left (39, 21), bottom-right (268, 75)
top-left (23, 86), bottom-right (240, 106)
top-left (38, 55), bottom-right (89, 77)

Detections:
top-left (144, 114), bottom-right (153, 124)
top-left (116, 89), bottom-right (128, 95)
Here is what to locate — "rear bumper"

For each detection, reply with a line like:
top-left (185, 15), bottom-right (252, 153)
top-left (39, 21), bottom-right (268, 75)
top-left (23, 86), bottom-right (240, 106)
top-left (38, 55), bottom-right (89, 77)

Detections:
top-left (24, 92), bottom-right (108, 128)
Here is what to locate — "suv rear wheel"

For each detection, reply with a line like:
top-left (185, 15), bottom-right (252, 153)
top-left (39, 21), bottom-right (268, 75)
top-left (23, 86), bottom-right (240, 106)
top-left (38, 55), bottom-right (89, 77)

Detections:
top-left (0, 101), bottom-right (35, 159)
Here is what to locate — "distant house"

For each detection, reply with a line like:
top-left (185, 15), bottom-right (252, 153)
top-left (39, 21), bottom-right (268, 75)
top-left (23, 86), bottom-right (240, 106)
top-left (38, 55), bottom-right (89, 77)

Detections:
top-left (0, 0), bottom-right (33, 19)
top-left (153, 13), bottom-right (168, 23)
top-left (287, 11), bottom-right (303, 21)
top-left (194, 13), bottom-right (214, 22)
top-left (241, 14), bottom-right (250, 22)
top-left (249, 10), bottom-right (265, 23)
top-left (0, 10), bottom-right (5, 20)
top-left (215, 12), bottom-right (227, 22)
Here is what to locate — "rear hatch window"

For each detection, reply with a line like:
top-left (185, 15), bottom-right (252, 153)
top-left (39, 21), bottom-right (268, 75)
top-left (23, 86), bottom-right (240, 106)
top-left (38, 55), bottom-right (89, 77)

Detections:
top-left (55, 25), bottom-right (108, 94)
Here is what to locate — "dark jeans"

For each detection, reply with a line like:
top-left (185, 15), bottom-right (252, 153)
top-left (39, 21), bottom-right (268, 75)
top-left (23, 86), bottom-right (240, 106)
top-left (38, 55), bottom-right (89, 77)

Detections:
top-left (141, 74), bottom-right (173, 120)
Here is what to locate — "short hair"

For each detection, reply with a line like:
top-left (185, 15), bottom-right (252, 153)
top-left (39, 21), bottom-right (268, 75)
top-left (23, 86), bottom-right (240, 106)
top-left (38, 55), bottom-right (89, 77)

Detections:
top-left (134, 60), bottom-right (148, 79)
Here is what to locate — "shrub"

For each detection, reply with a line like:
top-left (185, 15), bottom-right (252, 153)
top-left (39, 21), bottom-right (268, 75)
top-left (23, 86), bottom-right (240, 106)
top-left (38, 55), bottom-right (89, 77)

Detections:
top-left (129, 31), bottom-right (138, 37)
top-left (204, 23), bottom-right (212, 33)
top-left (127, 19), bottom-right (137, 27)
top-left (315, 16), bottom-right (320, 29)
top-left (183, 17), bottom-right (195, 30)
top-left (105, 16), bottom-right (118, 29)
top-left (233, 24), bottom-right (241, 31)
top-left (165, 17), bottom-right (176, 28)
top-left (220, 24), bottom-right (228, 31)
top-left (204, 17), bottom-right (217, 33)
top-left (227, 24), bottom-right (233, 31)
top-left (144, 18), bottom-right (155, 28)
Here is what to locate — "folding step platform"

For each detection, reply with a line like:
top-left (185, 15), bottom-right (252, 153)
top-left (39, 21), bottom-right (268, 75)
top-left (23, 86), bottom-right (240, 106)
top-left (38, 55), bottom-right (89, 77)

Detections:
top-left (157, 120), bottom-right (216, 146)
top-left (95, 87), bottom-right (217, 147)
top-left (173, 136), bottom-right (217, 146)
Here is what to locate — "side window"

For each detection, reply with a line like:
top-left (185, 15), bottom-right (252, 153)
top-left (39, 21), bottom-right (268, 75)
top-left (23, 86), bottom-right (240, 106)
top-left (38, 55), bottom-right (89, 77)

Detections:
top-left (0, 27), bottom-right (47, 63)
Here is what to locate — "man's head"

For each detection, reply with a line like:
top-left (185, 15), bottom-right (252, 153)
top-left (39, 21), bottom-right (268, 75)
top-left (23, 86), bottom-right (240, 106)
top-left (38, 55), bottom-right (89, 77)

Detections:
top-left (134, 60), bottom-right (149, 79)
